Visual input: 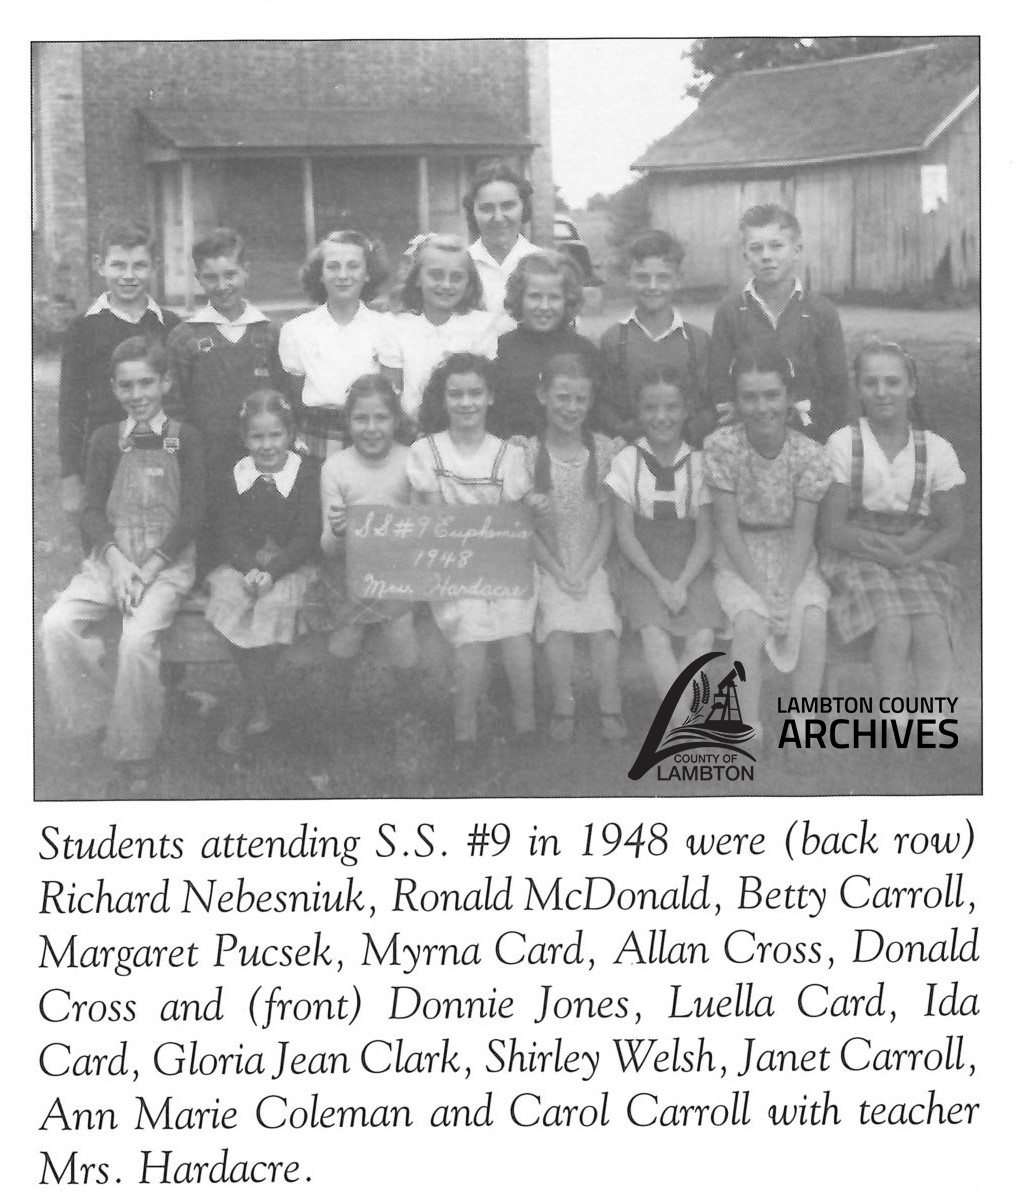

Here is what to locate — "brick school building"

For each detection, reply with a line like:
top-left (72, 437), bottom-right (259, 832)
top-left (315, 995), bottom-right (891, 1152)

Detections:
top-left (33, 40), bottom-right (554, 309)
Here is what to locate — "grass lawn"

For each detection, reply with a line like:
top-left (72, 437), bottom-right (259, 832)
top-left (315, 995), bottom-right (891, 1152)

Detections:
top-left (32, 303), bottom-right (980, 800)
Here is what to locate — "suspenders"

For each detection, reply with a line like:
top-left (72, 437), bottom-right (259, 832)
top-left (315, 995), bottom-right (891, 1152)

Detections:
top-left (118, 419), bottom-right (181, 454)
top-left (615, 319), bottom-right (700, 399)
top-left (426, 435), bottom-right (509, 494)
top-left (634, 446), bottom-right (693, 522)
top-left (849, 421), bottom-right (928, 520)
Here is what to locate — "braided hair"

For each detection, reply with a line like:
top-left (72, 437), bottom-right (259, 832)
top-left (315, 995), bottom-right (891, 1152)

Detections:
top-left (534, 353), bottom-right (600, 499)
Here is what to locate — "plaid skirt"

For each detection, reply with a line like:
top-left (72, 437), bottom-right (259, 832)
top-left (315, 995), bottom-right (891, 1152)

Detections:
top-left (300, 406), bottom-right (347, 462)
top-left (821, 549), bottom-right (964, 646)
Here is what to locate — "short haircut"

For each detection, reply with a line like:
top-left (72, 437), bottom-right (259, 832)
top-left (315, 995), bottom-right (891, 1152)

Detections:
top-left (623, 229), bottom-right (685, 269)
top-left (98, 219), bottom-right (158, 260)
top-left (504, 249), bottom-right (584, 324)
top-left (417, 352), bottom-right (499, 436)
top-left (537, 351), bottom-right (597, 390)
top-left (300, 230), bottom-right (389, 305)
top-left (462, 162), bottom-right (533, 241)
top-left (730, 343), bottom-right (796, 393)
top-left (110, 334), bottom-right (169, 377)
top-left (739, 204), bottom-right (802, 240)
top-left (193, 227), bottom-right (247, 269)
top-left (399, 233), bottom-right (484, 315)
top-left (343, 372), bottom-right (412, 442)
top-left (636, 363), bottom-right (689, 402)
top-left (238, 388), bottom-right (296, 435)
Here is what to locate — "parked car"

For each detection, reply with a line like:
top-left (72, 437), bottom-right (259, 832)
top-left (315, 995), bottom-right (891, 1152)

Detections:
top-left (554, 216), bottom-right (600, 284)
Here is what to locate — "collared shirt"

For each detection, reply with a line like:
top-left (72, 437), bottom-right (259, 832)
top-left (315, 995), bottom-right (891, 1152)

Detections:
top-left (278, 303), bottom-right (390, 409)
top-left (743, 277), bottom-right (805, 329)
top-left (469, 235), bottom-right (540, 316)
top-left (123, 410), bottom-right (168, 438)
top-left (187, 301), bottom-right (269, 344)
top-left (234, 450), bottom-right (302, 498)
top-left (826, 419), bottom-right (965, 519)
top-left (84, 292), bottom-right (166, 324)
top-left (624, 306), bottom-right (687, 343)
top-left (604, 437), bottom-right (710, 522)
top-left (376, 310), bottom-right (497, 419)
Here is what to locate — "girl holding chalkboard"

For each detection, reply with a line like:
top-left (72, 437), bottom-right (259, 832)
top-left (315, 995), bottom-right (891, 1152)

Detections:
top-left (525, 352), bottom-right (625, 742)
top-left (318, 374), bottom-right (419, 670)
top-left (407, 353), bottom-right (546, 776)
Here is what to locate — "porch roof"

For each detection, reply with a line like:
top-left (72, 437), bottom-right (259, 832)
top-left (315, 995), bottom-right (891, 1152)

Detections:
top-left (138, 105), bottom-right (534, 160)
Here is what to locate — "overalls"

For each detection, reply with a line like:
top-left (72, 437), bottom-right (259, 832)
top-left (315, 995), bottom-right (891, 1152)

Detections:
top-left (41, 421), bottom-right (195, 762)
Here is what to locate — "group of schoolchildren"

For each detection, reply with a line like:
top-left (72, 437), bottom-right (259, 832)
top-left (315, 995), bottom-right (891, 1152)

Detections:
top-left (41, 162), bottom-right (967, 794)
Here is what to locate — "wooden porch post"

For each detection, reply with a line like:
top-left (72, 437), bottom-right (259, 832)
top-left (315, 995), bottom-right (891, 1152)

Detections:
top-left (417, 155), bottom-right (430, 234)
top-left (181, 159), bottom-right (194, 311)
top-left (302, 156), bottom-right (316, 254)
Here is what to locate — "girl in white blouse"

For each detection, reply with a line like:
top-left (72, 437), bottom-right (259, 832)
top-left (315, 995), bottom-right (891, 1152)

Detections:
top-left (379, 234), bottom-right (496, 429)
top-left (821, 341), bottom-right (965, 703)
top-left (279, 230), bottom-right (391, 461)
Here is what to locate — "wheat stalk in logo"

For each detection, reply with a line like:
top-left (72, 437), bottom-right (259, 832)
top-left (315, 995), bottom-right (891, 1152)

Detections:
top-left (629, 651), bottom-right (756, 780)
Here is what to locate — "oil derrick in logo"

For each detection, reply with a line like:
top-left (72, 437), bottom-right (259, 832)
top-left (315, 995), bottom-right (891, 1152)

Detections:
top-left (704, 662), bottom-right (747, 730)
top-left (628, 652), bottom-right (756, 780)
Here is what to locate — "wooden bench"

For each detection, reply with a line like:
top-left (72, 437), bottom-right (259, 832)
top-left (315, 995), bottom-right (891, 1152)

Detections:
top-left (161, 592), bottom-right (233, 666)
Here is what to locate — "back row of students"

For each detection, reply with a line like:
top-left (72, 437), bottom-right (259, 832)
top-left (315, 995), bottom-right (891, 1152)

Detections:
top-left (58, 194), bottom-right (848, 514)
top-left (43, 324), bottom-right (964, 792)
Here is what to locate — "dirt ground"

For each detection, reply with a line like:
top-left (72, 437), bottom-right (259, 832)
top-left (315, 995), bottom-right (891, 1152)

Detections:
top-left (32, 303), bottom-right (981, 800)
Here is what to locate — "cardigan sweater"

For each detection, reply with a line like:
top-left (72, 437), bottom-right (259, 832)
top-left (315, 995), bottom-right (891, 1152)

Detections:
top-left (217, 455), bottom-right (321, 580)
top-left (167, 317), bottom-right (287, 447)
top-left (707, 286), bottom-right (849, 443)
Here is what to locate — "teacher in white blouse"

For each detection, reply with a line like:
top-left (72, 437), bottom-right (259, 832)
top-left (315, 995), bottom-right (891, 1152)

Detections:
top-left (464, 163), bottom-right (540, 319)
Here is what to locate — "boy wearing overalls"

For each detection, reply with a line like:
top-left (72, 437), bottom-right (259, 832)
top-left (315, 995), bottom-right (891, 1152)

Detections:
top-left (41, 336), bottom-right (205, 795)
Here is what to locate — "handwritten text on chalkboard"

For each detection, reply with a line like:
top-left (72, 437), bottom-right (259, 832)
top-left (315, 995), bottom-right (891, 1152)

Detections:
top-left (346, 504), bottom-right (534, 602)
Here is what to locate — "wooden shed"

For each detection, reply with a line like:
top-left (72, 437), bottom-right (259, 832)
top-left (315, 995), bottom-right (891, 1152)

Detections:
top-left (633, 43), bottom-right (979, 296)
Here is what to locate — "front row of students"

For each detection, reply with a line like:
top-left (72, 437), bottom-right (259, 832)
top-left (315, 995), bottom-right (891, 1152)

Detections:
top-left (42, 335), bottom-right (966, 792)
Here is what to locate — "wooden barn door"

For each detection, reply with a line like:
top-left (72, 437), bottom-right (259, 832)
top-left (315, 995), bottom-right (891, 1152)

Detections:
top-left (724, 176), bottom-right (798, 288)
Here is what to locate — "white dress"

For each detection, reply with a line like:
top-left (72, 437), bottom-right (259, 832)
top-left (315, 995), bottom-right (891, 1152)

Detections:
top-left (406, 431), bottom-right (537, 646)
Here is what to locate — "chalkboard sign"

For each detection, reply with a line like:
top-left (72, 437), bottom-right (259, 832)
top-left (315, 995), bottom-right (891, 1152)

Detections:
top-left (346, 504), bottom-right (534, 602)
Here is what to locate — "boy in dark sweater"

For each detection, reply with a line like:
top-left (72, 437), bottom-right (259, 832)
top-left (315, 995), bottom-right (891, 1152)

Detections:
top-left (58, 221), bottom-right (180, 514)
top-left (41, 336), bottom-right (204, 795)
top-left (708, 204), bottom-right (849, 443)
top-left (599, 230), bottom-right (714, 445)
top-left (167, 228), bottom-right (287, 575)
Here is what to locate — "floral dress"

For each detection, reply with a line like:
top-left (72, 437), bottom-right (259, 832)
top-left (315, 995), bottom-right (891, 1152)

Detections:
top-left (524, 433), bottom-right (622, 642)
top-left (703, 424), bottom-right (831, 671)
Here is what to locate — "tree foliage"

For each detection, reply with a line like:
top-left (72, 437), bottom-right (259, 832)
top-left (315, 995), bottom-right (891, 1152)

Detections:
top-left (685, 36), bottom-right (976, 98)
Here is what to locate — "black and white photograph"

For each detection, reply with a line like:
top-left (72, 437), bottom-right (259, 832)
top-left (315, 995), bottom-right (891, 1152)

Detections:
top-left (31, 37), bottom-right (981, 799)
